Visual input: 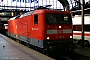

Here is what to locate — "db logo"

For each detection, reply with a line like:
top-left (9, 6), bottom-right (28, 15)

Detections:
top-left (58, 30), bottom-right (62, 33)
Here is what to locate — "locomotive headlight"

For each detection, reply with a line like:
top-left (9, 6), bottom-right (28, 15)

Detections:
top-left (47, 37), bottom-right (50, 40)
top-left (59, 26), bottom-right (61, 28)
top-left (70, 36), bottom-right (72, 38)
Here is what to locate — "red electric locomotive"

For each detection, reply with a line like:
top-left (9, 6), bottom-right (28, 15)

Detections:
top-left (8, 7), bottom-right (75, 54)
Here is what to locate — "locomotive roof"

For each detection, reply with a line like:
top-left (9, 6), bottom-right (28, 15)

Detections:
top-left (33, 9), bottom-right (71, 14)
top-left (8, 15), bottom-right (20, 21)
top-left (20, 11), bottom-right (34, 18)
top-left (20, 9), bottom-right (71, 17)
top-left (9, 16), bottom-right (17, 20)
top-left (9, 9), bottom-right (71, 20)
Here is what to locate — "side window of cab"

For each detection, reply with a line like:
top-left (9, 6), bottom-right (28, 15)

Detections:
top-left (34, 14), bottom-right (38, 24)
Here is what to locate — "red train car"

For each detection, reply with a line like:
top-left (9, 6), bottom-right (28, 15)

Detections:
top-left (8, 9), bottom-right (75, 53)
top-left (8, 16), bottom-right (18, 38)
top-left (17, 15), bottom-right (29, 43)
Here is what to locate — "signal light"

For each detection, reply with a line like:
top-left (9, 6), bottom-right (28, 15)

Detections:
top-left (11, 12), bottom-right (14, 16)
top-left (20, 12), bottom-right (23, 15)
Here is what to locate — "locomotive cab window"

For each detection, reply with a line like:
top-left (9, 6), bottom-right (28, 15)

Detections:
top-left (34, 14), bottom-right (38, 24)
top-left (46, 14), bottom-right (58, 24)
top-left (46, 14), bottom-right (72, 24)
top-left (59, 14), bottom-right (72, 24)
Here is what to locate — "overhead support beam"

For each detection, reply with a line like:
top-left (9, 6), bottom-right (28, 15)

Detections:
top-left (58, 0), bottom-right (69, 11)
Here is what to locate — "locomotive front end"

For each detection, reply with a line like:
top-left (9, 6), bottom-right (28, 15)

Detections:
top-left (44, 11), bottom-right (75, 53)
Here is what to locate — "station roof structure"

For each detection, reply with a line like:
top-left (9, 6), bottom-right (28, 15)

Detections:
top-left (58, 0), bottom-right (69, 7)
top-left (0, 0), bottom-right (89, 24)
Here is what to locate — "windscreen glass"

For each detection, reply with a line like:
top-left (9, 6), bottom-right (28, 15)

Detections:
top-left (46, 14), bottom-right (72, 24)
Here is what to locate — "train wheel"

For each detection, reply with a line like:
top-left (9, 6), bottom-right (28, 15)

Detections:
top-left (16, 39), bottom-right (19, 42)
top-left (26, 43), bottom-right (29, 47)
top-left (38, 48), bottom-right (43, 53)
top-left (42, 49), bottom-right (48, 55)
top-left (19, 40), bottom-right (21, 43)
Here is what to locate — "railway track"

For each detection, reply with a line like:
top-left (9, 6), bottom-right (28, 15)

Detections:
top-left (53, 53), bottom-right (90, 60)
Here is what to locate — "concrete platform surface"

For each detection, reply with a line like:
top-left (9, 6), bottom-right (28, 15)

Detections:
top-left (0, 34), bottom-right (54, 60)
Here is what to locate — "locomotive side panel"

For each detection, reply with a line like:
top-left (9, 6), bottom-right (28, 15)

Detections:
top-left (8, 19), bottom-right (17, 38)
top-left (16, 16), bottom-right (30, 43)
top-left (29, 13), bottom-right (45, 48)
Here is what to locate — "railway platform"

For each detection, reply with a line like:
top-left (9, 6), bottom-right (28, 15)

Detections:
top-left (74, 45), bottom-right (90, 58)
top-left (0, 34), bottom-right (54, 60)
